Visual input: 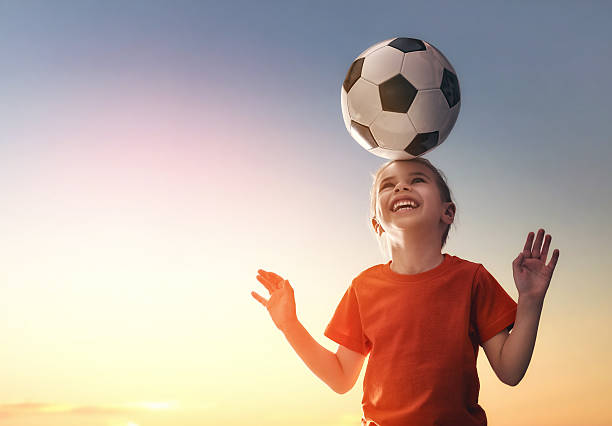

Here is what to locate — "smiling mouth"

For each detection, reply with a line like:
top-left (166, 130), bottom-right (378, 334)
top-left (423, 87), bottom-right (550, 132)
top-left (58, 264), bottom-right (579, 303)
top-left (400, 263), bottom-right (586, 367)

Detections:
top-left (393, 205), bottom-right (419, 213)
top-left (391, 198), bottom-right (421, 212)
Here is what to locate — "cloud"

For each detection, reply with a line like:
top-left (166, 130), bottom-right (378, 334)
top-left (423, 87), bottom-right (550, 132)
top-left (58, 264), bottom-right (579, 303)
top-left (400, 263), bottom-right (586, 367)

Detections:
top-left (0, 401), bottom-right (178, 419)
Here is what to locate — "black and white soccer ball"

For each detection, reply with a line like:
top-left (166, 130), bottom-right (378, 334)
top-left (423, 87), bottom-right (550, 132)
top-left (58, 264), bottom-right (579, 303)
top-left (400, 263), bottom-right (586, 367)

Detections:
top-left (341, 37), bottom-right (460, 160)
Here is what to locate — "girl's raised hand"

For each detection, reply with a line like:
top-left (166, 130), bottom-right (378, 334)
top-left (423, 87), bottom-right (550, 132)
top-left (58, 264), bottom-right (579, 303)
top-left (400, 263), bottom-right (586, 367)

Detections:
top-left (252, 269), bottom-right (298, 332)
top-left (512, 228), bottom-right (560, 300)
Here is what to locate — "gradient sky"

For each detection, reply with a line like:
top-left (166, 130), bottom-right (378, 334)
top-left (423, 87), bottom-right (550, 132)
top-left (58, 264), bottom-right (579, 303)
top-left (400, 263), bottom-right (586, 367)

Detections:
top-left (1, 1), bottom-right (611, 425)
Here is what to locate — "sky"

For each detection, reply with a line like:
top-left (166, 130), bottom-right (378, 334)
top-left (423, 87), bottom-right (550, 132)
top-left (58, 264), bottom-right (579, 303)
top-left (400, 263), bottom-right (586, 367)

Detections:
top-left (1, 0), bottom-right (611, 425)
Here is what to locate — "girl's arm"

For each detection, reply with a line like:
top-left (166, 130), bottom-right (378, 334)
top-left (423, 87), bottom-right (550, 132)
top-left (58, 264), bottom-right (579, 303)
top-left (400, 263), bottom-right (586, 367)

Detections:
top-left (253, 269), bottom-right (360, 394)
top-left (497, 295), bottom-right (543, 386)
top-left (282, 318), bottom-right (365, 394)
top-left (498, 229), bottom-right (559, 386)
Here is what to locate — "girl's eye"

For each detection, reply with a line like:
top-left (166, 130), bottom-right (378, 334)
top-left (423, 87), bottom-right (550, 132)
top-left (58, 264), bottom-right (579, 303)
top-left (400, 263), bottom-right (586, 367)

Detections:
top-left (382, 177), bottom-right (424, 188)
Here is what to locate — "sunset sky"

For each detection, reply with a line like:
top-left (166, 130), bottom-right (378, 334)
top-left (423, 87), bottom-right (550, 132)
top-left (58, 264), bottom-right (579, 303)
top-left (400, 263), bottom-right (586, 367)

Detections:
top-left (1, 1), bottom-right (611, 425)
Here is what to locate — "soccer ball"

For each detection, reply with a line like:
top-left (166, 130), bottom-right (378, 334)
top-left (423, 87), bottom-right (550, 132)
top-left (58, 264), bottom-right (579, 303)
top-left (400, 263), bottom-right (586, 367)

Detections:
top-left (341, 37), bottom-right (460, 160)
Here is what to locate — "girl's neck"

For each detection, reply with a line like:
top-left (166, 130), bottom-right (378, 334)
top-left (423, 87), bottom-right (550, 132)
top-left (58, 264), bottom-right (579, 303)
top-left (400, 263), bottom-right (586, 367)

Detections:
top-left (388, 243), bottom-right (444, 275)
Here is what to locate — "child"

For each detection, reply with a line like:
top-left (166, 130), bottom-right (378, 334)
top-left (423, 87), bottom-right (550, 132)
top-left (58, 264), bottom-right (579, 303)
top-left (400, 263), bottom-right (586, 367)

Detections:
top-left (252, 157), bottom-right (559, 426)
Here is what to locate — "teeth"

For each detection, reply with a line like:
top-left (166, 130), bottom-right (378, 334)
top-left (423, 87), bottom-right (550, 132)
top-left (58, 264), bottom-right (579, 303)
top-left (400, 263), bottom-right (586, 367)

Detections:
top-left (392, 199), bottom-right (419, 212)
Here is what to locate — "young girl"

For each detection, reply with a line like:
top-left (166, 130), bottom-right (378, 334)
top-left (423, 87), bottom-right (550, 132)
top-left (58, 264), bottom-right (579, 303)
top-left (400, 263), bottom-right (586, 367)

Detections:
top-left (252, 157), bottom-right (559, 426)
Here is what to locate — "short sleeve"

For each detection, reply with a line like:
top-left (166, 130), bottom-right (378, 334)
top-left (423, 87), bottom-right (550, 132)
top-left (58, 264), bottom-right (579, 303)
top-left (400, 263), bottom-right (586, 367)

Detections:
top-left (324, 283), bottom-right (371, 356)
top-left (472, 264), bottom-right (518, 346)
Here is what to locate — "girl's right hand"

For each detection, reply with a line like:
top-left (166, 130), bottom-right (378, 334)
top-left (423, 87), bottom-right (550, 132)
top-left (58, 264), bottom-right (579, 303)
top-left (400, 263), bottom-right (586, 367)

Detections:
top-left (252, 269), bottom-right (298, 332)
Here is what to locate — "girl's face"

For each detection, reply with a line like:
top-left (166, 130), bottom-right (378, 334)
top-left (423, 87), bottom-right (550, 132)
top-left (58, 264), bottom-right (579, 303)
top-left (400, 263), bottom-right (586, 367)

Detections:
top-left (373, 161), bottom-right (452, 236)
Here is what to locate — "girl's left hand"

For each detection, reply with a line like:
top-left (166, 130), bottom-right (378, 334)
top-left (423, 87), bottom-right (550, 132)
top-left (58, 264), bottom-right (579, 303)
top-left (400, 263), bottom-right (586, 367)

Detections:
top-left (512, 228), bottom-right (560, 300)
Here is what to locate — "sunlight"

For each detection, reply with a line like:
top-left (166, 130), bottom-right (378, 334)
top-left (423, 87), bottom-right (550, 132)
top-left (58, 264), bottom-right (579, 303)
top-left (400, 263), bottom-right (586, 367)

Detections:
top-left (38, 404), bottom-right (74, 413)
top-left (131, 401), bottom-right (177, 410)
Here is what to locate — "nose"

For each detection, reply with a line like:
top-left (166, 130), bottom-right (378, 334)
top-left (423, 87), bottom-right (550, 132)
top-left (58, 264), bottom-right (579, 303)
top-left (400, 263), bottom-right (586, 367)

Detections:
top-left (394, 181), bottom-right (412, 192)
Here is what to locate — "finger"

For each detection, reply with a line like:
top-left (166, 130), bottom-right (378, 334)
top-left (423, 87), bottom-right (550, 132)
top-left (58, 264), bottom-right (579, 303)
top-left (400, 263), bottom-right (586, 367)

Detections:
top-left (251, 291), bottom-right (269, 308)
top-left (540, 234), bottom-right (552, 261)
top-left (532, 228), bottom-right (545, 258)
top-left (514, 251), bottom-right (524, 265)
top-left (513, 252), bottom-right (525, 271)
top-left (258, 268), bottom-right (280, 284)
top-left (263, 270), bottom-right (284, 287)
top-left (256, 274), bottom-right (275, 295)
top-left (523, 231), bottom-right (535, 256)
top-left (547, 249), bottom-right (560, 273)
top-left (258, 269), bottom-right (285, 289)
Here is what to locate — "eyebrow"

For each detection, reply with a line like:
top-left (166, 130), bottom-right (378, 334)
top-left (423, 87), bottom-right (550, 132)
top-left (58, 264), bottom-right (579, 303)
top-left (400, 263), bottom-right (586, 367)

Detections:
top-left (379, 172), bottom-right (430, 188)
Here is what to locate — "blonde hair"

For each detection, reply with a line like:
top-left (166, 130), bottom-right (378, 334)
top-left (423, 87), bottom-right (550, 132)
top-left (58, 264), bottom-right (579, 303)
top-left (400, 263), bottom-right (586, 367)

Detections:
top-left (369, 157), bottom-right (456, 257)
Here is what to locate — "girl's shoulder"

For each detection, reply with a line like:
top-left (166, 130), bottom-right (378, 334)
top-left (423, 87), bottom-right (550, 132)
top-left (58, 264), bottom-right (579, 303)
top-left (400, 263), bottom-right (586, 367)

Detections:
top-left (354, 253), bottom-right (481, 281)
top-left (352, 254), bottom-right (486, 289)
top-left (447, 254), bottom-right (488, 278)
top-left (449, 253), bottom-right (483, 269)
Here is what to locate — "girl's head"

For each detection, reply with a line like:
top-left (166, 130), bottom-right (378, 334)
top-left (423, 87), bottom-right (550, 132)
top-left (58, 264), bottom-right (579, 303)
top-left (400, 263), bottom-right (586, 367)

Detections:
top-left (369, 157), bottom-right (456, 257)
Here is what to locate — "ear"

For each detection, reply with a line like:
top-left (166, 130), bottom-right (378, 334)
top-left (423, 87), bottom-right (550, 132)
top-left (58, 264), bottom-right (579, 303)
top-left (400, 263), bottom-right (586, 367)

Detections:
top-left (442, 202), bottom-right (456, 224)
top-left (371, 217), bottom-right (384, 236)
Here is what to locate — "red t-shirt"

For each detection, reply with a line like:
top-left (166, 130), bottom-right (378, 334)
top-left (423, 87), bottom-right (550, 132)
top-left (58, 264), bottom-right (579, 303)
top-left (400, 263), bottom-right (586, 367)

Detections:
top-left (324, 253), bottom-right (517, 426)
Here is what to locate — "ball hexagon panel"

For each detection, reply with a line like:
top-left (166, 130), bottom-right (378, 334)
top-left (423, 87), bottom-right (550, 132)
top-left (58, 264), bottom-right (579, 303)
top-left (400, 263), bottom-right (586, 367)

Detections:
top-left (340, 88), bottom-right (351, 131)
top-left (407, 89), bottom-right (452, 134)
top-left (346, 78), bottom-right (382, 126)
top-left (357, 38), bottom-right (395, 59)
top-left (427, 42), bottom-right (457, 75)
top-left (370, 111), bottom-right (417, 150)
top-left (369, 146), bottom-right (406, 160)
top-left (399, 49), bottom-right (445, 90)
top-left (361, 46), bottom-right (404, 85)
top-left (438, 104), bottom-right (460, 143)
